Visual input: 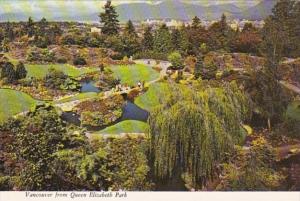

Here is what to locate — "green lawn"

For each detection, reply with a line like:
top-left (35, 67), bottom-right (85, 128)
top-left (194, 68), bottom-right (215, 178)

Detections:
top-left (286, 100), bottom-right (300, 121)
top-left (0, 89), bottom-right (38, 123)
top-left (25, 64), bottom-right (99, 79)
top-left (135, 82), bottom-right (171, 111)
top-left (95, 120), bottom-right (149, 135)
top-left (110, 64), bottom-right (159, 86)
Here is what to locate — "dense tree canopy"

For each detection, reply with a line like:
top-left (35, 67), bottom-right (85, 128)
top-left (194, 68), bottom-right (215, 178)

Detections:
top-left (149, 81), bottom-right (250, 188)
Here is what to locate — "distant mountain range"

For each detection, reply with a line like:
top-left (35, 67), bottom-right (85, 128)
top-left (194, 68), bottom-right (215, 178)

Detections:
top-left (0, 0), bottom-right (278, 22)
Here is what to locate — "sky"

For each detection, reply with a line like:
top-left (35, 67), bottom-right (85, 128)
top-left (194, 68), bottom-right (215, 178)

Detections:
top-left (0, 0), bottom-right (262, 22)
top-left (0, 0), bottom-right (261, 8)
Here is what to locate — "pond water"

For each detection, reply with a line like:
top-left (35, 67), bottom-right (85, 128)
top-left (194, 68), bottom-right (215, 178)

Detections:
top-left (61, 101), bottom-right (149, 130)
top-left (80, 80), bottom-right (100, 93)
top-left (61, 112), bottom-right (81, 126)
top-left (121, 101), bottom-right (149, 122)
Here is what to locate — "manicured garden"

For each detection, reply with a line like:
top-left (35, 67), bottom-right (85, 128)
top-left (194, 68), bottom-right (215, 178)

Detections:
top-left (0, 88), bottom-right (38, 123)
top-left (25, 64), bottom-right (99, 79)
top-left (95, 120), bottom-right (149, 135)
top-left (110, 64), bottom-right (159, 86)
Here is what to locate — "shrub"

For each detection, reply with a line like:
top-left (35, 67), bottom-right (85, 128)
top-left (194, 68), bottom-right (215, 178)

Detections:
top-left (111, 53), bottom-right (123, 60)
top-left (168, 51), bottom-right (183, 70)
top-left (27, 48), bottom-right (55, 63)
top-left (73, 57), bottom-right (87, 66)
top-left (56, 57), bottom-right (67, 64)
top-left (133, 50), bottom-right (167, 60)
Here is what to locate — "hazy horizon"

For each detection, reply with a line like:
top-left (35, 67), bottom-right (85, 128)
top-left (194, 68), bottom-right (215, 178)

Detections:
top-left (0, 0), bottom-right (268, 22)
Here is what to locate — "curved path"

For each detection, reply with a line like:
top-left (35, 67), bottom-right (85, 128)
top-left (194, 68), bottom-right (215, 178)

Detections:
top-left (55, 60), bottom-right (171, 112)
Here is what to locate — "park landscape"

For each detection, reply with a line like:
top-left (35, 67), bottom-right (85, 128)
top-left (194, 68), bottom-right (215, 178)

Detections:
top-left (0, 0), bottom-right (300, 191)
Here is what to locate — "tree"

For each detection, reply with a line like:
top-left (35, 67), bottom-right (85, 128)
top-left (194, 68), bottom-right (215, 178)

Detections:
top-left (14, 105), bottom-right (66, 190)
top-left (194, 53), bottom-right (203, 79)
top-left (149, 82), bottom-right (250, 189)
top-left (153, 24), bottom-right (172, 54)
top-left (121, 20), bottom-right (140, 56)
top-left (15, 62), bottom-right (27, 80)
top-left (121, 33), bottom-right (140, 57)
top-left (260, 0), bottom-right (300, 71)
top-left (4, 21), bottom-right (15, 41)
top-left (124, 20), bottom-right (137, 36)
top-left (191, 16), bottom-right (201, 29)
top-left (243, 67), bottom-right (291, 129)
top-left (0, 62), bottom-right (16, 83)
top-left (44, 68), bottom-right (67, 89)
top-left (184, 21), bottom-right (208, 55)
top-left (142, 26), bottom-right (154, 51)
top-left (99, 0), bottom-right (120, 35)
top-left (207, 13), bottom-right (235, 52)
top-left (26, 17), bottom-right (35, 37)
top-left (171, 28), bottom-right (182, 51)
top-left (168, 52), bottom-right (183, 69)
top-left (231, 23), bottom-right (262, 54)
top-left (218, 137), bottom-right (285, 190)
top-left (1, 38), bottom-right (10, 52)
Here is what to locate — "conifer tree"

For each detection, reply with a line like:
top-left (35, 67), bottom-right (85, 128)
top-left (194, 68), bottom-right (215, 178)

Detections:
top-left (124, 20), bottom-right (136, 36)
top-left (0, 62), bottom-right (16, 83)
top-left (153, 24), bottom-right (172, 54)
top-left (191, 16), bottom-right (201, 29)
top-left (99, 0), bottom-right (120, 35)
top-left (194, 53), bottom-right (203, 79)
top-left (27, 17), bottom-right (35, 37)
top-left (15, 62), bottom-right (27, 80)
top-left (142, 26), bottom-right (154, 51)
top-left (171, 28), bottom-right (181, 51)
top-left (4, 21), bottom-right (14, 41)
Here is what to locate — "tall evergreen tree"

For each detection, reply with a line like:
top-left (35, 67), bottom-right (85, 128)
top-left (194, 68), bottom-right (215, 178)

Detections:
top-left (124, 20), bottom-right (136, 36)
top-left (220, 13), bottom-right (227, 32)
top-left (207, 13), bottom-right (235, 52)
top-left (261, 0), bottom-right (300, 61)
top-left (15, 62), bottom-right (27, 80)
top-left (99, 0), bottom-right (120, 35)
top-left (0, 62), bottom-right (16, 83)
top-left (191, 16), bottom-right (201, 29)
top-left (4, 21), bottom-right (14, 41)
top-left (37, 17), bottom-right (48, 37)
top-left (153, 24), bottom-right (172, 54)
top-left (142, 26), bottom-right (154, 51)
top-left (171, 28), bottom-right (181, 51)
top-left (194, 53), bottom-right (203, 79)
top-left (121, 20), bottom-right (140, 56)
top-left (27, 17), bottom-right (35, 37)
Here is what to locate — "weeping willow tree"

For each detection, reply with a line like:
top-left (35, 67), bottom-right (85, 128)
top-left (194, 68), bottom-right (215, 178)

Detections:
top-left (149, 81), bottom-right (250, 188)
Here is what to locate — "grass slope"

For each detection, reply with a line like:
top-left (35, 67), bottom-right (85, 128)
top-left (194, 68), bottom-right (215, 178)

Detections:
top-left (95, 120), bottom-right (149, 135)
top-left (110, 64), bottom-right (159, 86)
top-left (135, 82), bottom-right (171, 111)
top-left (25, 64), bottom-right (99, 79)
top-left (0, 89), bottom-right (38, 123)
